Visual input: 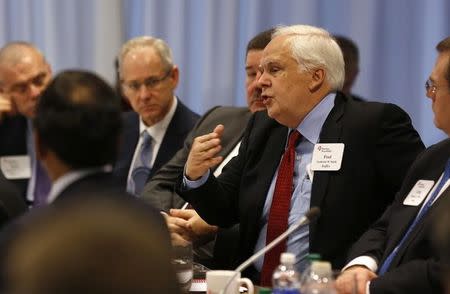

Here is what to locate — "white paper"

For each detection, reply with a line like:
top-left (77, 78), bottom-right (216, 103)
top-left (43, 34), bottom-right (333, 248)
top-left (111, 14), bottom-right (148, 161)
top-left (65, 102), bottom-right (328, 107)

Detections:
top-left (0, 155), bottom-right (31, 179)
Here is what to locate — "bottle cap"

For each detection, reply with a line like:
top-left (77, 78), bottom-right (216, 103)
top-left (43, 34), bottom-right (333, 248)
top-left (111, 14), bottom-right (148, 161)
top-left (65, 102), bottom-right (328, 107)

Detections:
top-left (280, 252), bottom-right (296, 264)
top-left (258, 287), bottom-right (272, 294)
top-left (311, 261), bottom-right (332, 277)
top-left (306, 253), bottom-right (321, 261)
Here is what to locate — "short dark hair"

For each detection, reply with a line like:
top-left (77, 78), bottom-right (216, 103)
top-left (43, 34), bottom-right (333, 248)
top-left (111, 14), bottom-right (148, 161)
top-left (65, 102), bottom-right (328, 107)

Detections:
top-left (334, 35), bottom-right (359, 71)
top-left (34, 70), bottom-right (122, 169)
top-left (436, 36), bottom-right (450, 88)
top-left (246, 28), bottom-right (275, 54)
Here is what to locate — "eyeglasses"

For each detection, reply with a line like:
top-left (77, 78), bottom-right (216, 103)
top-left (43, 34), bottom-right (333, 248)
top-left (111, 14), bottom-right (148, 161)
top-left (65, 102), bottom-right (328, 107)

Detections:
top-left (122, 69), bottom-right (172, 93)
top-left (425, 79), bottom-right (437, 94)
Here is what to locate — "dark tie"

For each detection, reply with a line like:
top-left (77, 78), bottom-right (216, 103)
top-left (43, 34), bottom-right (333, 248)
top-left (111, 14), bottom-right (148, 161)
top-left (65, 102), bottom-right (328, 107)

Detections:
top-left (260, 130), bottom-right (301, 286)
top-left (27, 120), bottom-right (51, 207)
top-left (33, 159), bottom-right (52, 206)
top-left (130, 131), bottom-right (153, 196)
top-left (378, 158), bottom-right (450, 275)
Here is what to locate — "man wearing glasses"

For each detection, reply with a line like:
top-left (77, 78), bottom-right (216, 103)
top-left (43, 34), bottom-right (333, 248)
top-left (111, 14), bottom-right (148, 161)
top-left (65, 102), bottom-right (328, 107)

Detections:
top-left (114, 36), bottom-right (199, 196)
top-left (0, 42), bottom-right (52, 206)
top-left (336, 36), bottom-right (450, 294)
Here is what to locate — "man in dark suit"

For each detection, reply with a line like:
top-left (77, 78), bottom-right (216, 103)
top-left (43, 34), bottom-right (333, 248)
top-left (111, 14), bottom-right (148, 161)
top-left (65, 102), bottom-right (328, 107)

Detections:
top-left (335, 36), bottom-right (450, 294)
top-left (0, 170), bottom-right (27, 229)
top-left (141, 29), bottom-right (273, 269)
top-left (114, 36), bottom-right (199, 196)
top-left (178, 25), bottom-right (424, 286)
top-left (0, 42), bottom-right (52, 204)
top-left (32, 70), bottom-right (124, 203)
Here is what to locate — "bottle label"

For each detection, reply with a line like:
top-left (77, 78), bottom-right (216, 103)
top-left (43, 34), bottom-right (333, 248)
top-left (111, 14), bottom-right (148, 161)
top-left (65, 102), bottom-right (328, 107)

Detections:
top-left (272, 289), bottom-right (300, 294)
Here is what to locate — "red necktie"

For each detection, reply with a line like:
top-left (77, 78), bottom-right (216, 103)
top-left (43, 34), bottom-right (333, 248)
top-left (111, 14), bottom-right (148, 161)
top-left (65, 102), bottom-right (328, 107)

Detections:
top-left (260, 130), bottom-right (301, 286)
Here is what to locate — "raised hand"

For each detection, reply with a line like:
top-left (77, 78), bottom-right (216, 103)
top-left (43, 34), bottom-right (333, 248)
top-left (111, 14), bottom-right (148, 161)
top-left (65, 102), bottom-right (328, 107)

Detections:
top-left (185, 124), bottom-right (224, 180)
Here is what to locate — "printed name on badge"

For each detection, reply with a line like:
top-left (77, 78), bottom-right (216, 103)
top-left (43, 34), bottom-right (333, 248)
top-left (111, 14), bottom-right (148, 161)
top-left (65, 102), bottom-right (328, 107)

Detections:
top-left (311, 143), bottom-right (344, 171)
top-left (403, 180), bottom-right (435, 206)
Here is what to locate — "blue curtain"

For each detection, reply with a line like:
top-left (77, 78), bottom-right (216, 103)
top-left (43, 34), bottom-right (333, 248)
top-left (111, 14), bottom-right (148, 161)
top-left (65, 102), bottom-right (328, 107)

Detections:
top-left (1, 0), bottom-right (449, 146)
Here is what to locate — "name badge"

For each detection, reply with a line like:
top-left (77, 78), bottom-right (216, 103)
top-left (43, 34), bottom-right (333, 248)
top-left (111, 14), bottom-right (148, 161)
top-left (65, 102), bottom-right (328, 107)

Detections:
top-left (311, 143), bottom-right (344, 171)
top-left (403, 180), bottom-right (435, 206)
top-left (0, 155), bottom-right (31, 179)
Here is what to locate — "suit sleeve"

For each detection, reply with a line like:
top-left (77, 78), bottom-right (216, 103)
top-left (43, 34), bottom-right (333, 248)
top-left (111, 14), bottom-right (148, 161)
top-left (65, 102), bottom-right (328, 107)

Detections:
top-left (374, 103), bottom-right (425, 206)
top-left (369, 259), bottom-right (442, 294)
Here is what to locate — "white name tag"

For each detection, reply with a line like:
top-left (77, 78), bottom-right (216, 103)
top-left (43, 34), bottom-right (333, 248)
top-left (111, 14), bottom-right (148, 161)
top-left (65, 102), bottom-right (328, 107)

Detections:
top-left (0, 155), bottom-right (31, 179)
top-left (311, 143), bottom-right (344, 171)
top-left (403, 180), bottom-right (435, 206)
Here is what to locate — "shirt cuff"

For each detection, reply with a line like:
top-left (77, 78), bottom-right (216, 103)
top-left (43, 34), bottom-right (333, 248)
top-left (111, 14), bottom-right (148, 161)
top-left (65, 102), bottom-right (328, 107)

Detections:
top-left (183, 169), bottom-right (210, 189)
top-left (342, 255), bottom-right (378, 273)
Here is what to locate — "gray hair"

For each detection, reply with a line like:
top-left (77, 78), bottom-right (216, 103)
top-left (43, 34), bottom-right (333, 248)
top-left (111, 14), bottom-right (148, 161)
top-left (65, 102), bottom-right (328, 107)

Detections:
top-left (273, 25), bottom-right (345, 91)
top-left (118, 36), bottom-right (174, 73)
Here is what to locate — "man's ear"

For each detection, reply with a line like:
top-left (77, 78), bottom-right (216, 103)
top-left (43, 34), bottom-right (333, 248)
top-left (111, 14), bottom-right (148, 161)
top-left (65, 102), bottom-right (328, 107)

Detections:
top-left (309, 68), bottom-right (326, 92)
top-left (170, 66), bottom-right (179, 88)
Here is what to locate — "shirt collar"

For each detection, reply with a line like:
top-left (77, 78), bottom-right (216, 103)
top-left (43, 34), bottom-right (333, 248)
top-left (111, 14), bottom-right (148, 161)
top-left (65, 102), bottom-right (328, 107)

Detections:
top-left (295, 92), bottom-right (336, 144)
top-left (139, 96), bottom-right (177, 143)
top-left (46, 165), bottom-right (111, 204)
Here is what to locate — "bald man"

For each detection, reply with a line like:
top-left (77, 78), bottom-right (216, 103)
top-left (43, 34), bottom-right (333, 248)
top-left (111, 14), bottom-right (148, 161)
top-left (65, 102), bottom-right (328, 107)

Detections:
top-left (0, 42), bottom-right (52, 205)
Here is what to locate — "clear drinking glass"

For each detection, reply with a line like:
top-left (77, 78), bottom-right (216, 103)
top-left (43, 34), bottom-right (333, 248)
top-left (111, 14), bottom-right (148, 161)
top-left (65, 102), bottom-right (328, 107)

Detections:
top-left (172, 242), bottom-right (193, 293)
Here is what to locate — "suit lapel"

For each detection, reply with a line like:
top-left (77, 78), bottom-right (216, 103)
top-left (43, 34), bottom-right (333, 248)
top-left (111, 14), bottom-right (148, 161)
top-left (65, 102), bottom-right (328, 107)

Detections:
top-left (151, 101), bottom-right (192, 176)
top-left (310, 94), bottom-right (345, 208)
top-left (243, 118), bottom-right (288, 241)
top-left (309, 93), bottom-right (345, 240)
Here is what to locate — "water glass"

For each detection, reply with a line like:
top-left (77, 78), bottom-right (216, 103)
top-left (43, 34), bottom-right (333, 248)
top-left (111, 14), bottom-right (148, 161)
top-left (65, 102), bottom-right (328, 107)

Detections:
top-left (172, 243), bottom-right (193, 293)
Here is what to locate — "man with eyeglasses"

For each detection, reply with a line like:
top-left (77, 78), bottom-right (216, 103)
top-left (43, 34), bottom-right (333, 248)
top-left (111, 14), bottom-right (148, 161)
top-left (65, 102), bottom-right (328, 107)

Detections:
top-left (0, 42), bottom-right (52, 206)
top-left (114, 36), bottom-right (199, 196)
top-left (336, 36), bottom-right (450, 294)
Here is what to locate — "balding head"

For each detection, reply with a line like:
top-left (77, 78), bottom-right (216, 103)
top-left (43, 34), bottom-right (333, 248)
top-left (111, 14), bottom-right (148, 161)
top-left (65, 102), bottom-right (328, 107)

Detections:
top-left (0, 41), bottom-right (51, 118)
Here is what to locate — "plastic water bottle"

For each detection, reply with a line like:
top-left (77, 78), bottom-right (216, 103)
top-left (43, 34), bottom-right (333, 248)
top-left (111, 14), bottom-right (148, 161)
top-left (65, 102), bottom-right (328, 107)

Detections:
top-left (299, 253), bottom-right (321, 288)
top-left (300, 261), bottom-right (336, 294)
top-left (272, 252), bottom-right (300, 294)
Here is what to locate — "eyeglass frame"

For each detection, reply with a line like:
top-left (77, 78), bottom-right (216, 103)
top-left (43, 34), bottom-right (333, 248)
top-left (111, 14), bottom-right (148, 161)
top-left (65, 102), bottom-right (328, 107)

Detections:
top-left (425, 79), bottom-right (437, 94)
top-left (121, 68), bottom-right (173, 93)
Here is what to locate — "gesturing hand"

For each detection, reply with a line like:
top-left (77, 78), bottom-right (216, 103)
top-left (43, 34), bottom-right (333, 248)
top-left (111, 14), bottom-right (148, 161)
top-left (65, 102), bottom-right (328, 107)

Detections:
top-left (185, 124), bottom-right (225, 180)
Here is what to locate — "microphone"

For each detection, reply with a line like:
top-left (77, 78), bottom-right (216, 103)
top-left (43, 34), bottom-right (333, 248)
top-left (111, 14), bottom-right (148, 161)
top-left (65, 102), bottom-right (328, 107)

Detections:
top-left (235, 206), bottom-right (320, 272)
top-left (219, 207), bottom-right (321, 294)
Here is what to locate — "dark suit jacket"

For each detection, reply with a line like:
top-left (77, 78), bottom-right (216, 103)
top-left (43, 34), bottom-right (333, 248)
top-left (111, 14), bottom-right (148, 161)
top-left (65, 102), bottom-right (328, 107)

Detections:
top-left (0, 171), bottom-right (172, 291)
top-left (52, 171), bottom-right (170, 247)
top-left (346, 139), bottom-right (450, 294)
top-left (178, 92), bottom-right (425, 274)
top-left (113, 99), bottom-right (199, 189)
top-left (0, 115), bottom-right (29, 199)
top-left (0, 171), bottom-right (28, 229)
top-left (142, 106), bottom-right (251, 211)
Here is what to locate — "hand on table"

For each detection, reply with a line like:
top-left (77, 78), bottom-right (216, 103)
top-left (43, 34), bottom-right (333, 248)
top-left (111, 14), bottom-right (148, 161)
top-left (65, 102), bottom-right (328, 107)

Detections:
top-left (335, 265), bottom-right (377, 294)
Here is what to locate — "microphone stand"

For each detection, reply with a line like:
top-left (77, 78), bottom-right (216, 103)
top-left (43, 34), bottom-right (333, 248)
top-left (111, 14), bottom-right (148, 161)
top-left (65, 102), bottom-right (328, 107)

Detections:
top-left (219, 207), bottom-right (320, 294)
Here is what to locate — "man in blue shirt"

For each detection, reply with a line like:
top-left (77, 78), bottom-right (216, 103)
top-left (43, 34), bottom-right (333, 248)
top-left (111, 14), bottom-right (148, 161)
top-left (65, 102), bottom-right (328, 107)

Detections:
top-left (177, 24), bottom-right (424, 286)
